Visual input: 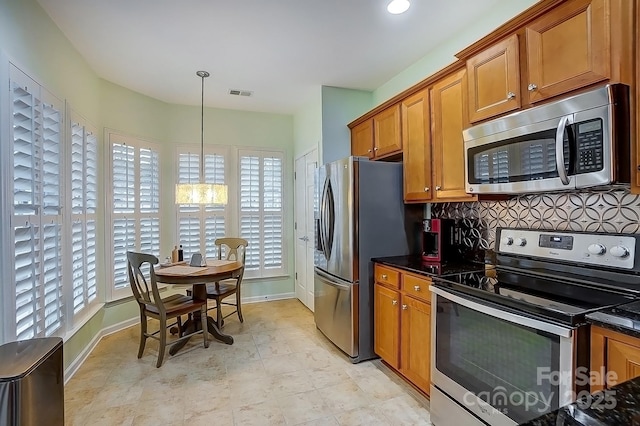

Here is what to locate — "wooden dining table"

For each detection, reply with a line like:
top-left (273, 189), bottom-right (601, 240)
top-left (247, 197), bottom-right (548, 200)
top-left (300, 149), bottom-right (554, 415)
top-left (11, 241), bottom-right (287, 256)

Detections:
top-left (154, 259), bottom-right (243, 355)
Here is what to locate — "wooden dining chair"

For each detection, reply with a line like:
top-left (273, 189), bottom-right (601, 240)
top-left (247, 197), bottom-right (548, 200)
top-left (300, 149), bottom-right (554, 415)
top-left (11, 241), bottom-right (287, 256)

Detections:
top-left (127, 251), bottom-right (209, 367)
top-left (188, 238), bottom-right (248, 327)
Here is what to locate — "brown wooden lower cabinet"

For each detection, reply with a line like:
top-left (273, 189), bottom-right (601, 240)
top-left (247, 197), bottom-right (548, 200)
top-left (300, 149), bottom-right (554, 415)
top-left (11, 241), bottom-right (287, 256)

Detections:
top-left (374, 263), bottom-right (431, 395)
top-left (590, 325), bottom-right (640, 392)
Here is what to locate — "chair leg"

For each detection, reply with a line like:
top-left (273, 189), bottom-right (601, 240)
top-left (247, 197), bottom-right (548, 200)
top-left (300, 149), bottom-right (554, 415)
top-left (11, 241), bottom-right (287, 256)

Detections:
top-left (216, 297), bottom-right (224, 327)
top-left (201, 305), bottom-right (209, 348)
top-left (176, 316), bottom-right (183, 337)
top-left (236, 287), bottom-right (244, 323)
top-left (157, 316), bottom-right (167, 368)
top-left (138, 311), bottom-right (147, 359)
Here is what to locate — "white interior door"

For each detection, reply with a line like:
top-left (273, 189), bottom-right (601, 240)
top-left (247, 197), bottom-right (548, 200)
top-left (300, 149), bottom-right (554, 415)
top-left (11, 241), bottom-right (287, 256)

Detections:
top-left (294, 149), bottom-right (317, 310)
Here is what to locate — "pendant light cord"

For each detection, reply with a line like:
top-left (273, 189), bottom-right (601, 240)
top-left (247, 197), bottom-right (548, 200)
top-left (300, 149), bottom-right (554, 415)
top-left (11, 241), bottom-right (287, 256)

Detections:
top-left (196, 70), bottom-right (210, 181)
top-left (200, 73), bottom-right (205, 181)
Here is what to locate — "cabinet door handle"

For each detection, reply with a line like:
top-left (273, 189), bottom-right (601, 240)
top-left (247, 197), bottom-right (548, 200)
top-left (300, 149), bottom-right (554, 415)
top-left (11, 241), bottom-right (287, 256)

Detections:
top-left (402, 304), bottom-right (408, 310)
top-left (435, 186), bottom-right (441, 191)
top-left (424, 187), bottom-right (430, 192)
top-left (392, 300), bottom-right (398, 306)
top-left (414, 285), bottom-right (421, 291)
top-left (367, 149), bottom-right (372, 153)
top-left (374, 147), bottom-right (379, 151)
top-left (381, 274), bottom-right (388, 280)
top-left (507, 91), bottom-right (516, 100)
top-left (528, 83), bottom-right (538, 92)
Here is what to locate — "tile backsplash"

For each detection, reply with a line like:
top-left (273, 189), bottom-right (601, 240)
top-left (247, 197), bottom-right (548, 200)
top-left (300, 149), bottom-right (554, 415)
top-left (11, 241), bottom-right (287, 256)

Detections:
top-left (432, 187), bottom-right (640, 250)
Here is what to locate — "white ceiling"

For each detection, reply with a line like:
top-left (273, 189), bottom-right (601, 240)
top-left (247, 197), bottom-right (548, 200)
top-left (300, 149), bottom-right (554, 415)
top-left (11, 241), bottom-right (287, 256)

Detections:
top-left (38, 0), bottom-right (518, 115)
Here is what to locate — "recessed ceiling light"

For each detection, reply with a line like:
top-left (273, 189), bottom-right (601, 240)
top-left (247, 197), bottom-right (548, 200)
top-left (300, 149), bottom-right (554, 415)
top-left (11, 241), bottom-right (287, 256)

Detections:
top-left (387, 0), bottom-right (410, 14)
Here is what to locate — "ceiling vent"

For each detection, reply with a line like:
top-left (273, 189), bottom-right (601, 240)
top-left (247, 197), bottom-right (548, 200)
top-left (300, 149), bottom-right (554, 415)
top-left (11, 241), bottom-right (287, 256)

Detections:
top-left (229, 89), bottom-right (253, 97)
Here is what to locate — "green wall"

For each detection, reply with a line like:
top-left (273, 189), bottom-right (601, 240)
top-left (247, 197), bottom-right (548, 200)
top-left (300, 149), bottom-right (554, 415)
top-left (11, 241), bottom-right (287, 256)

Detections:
top-left (293, 88), bottom-right (322, 159)
top-left (321, 86), bottom-right (372, 165)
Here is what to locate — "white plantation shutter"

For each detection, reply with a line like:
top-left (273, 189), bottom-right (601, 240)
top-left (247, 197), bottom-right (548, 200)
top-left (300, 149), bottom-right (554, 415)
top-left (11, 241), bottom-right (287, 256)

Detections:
top-left (69, 116), bottom-right (98, 317)
top-left (176, 149), bottom-right (228, 258)
top-left (109, 133), bottom-right (161, 299)
top-left (10, 67), bottom-right (65, 340)
top-left (239, 151), bottom-right (285, 277)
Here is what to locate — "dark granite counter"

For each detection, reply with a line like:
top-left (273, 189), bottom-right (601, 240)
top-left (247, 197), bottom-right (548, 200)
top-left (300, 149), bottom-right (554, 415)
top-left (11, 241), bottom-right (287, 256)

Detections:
top-left (520, 376), bottom-right (640, 425)
top-left (372, 255), bottom-right (487, 277)
top-left (586, 301), bottom-right (640, 340)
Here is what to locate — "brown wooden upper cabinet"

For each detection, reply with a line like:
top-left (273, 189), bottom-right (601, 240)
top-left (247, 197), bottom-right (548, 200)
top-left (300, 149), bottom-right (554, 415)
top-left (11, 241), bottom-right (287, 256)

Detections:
top-left (466, 0), bottom-right (626, 123)
top-left (525, 0), bottom-right (610, 103)
top-left (373, 104), bottom-right (402, 158)
top-left (351, 119), bottom-right (374, 158)
top-left (466, 34), bottom-right (521, 123)
top-left (350, 105), bottom-right (402, 160)
top-left (402, 89), bottom-right (432, 202)
top-left (431, 68), bottom-right (477, 202)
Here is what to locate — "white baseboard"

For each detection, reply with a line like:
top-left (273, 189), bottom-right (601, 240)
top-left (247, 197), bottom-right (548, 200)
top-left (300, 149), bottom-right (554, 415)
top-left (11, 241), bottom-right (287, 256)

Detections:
top-left (242, 292), bottom-right (294, 304)
top-left (64, 317), bottom-right (138, 384)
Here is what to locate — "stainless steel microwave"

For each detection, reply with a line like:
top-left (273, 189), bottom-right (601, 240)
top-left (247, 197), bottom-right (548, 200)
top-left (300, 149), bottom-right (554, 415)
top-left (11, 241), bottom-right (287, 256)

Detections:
top-left (463, 84), bottom-right (630, 194)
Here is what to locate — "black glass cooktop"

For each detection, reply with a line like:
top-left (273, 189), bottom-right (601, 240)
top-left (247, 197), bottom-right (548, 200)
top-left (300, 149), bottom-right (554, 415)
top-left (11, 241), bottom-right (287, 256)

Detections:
top-left (434, 267), bottom-right (635, 326)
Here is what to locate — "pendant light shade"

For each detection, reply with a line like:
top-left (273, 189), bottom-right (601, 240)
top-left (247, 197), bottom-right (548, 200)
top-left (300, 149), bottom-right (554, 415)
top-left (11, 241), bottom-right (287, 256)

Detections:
top-left (175, 182), bottom-right (228, 204)
top-left (175, 71), bottom-right (228, 205)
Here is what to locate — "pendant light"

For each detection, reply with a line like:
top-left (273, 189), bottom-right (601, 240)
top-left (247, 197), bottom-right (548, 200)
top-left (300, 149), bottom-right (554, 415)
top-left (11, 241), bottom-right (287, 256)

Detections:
top-left (175, 71), bottom-right (228, 205)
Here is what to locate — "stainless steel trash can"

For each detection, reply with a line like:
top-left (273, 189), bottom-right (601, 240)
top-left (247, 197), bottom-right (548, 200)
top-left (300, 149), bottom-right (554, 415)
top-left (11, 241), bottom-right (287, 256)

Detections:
top-left (0, 337), bottom-right (64, 426)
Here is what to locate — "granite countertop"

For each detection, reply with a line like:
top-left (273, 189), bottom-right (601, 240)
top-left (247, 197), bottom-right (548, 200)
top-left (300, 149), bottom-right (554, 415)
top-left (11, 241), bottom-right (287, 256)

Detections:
top-left (521, 376), bottom-right (640, 425)
top-left (586, 300), bottom-right (640, 339)
top-left (372, 255), bottom-right (487, 277)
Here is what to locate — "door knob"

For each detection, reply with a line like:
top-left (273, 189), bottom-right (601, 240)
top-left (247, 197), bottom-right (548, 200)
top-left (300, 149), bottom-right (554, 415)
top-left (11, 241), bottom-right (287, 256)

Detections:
top-left (424, 187), bottom-right (430, 192)
top-left (435, 186), bottom-right (441, 191)
top-left (414, 285), bottom-right (421, 291)
top-left (368, 149), bottom-right (372, 153)
top-left (507, 91), bottom-right (516, 100)
top-left (374, 147), bottom-right (379, 151)
top-left (528, 83), bottom-right (538, 91)
top-left (381, 274), bottom-right (387, 279)
top-left (392, 300), bottom-right (398, 306)
top-left (402, 304), bottom-right (408, 310)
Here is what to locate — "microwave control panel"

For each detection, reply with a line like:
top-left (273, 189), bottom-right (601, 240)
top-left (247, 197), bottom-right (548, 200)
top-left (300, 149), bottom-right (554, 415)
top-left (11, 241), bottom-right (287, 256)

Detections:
top-left (575, 119), bottom-right (604, 173)
top-left (497, 229), bottom-right (636, 270)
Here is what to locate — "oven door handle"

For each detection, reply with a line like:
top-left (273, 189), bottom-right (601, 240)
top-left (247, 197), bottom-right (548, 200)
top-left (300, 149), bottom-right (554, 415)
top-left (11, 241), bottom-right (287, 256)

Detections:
top-left (555, 114), bottom-right (573, 186)
top-left (429, 285), bottom-right (573, 338)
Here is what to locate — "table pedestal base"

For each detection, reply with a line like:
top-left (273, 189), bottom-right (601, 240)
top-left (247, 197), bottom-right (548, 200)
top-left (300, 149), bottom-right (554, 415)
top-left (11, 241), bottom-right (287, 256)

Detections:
top-left (169, 283), bottom-right (234, 356)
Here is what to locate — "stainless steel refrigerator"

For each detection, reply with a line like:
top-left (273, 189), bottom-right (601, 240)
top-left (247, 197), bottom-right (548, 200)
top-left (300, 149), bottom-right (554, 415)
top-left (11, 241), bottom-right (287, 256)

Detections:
top-left (314, 156), bottom-right (415, 363)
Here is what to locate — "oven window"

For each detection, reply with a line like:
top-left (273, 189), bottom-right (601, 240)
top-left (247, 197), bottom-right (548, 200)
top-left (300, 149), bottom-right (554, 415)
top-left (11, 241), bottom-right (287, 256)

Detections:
top-left (436, 296), bottom-right (560, 424)
top-left (468, 128), bottom-right (570, 184)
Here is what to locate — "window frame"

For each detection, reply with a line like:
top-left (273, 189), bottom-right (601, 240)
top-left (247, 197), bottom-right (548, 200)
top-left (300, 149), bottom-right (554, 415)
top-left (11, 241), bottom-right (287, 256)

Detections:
top-left (105, 130), bottom-right (162, 301)
top-left (175, 144), bottom-right (231, 260)
top-left (66, 109), bottom-right (100, 324)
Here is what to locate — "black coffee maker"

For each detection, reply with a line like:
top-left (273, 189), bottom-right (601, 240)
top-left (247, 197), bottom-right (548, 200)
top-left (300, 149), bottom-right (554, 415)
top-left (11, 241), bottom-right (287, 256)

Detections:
top-left (421, 218), bottom-right (456, 262)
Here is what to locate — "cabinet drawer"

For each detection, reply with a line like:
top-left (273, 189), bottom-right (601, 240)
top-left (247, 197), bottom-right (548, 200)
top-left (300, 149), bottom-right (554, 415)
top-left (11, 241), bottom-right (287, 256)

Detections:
top-left (402, 274), bottom-right (431, 302)
top-left (375, 265), bottom-right (400, 288)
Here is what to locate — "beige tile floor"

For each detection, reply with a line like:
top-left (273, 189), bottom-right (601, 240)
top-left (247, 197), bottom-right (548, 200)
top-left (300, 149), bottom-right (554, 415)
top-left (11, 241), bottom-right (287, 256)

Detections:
top-left (65, 299), bottom-right (432, 426)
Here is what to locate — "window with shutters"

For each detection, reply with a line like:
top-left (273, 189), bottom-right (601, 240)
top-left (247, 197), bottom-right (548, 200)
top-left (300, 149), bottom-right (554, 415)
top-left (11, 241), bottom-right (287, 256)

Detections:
top-left (8, 66), bottom-right (65, 340)
top-left (69, 113), bottom-right (98, 317)
top-left (107, 132), bottom-right (161, 300)
top-left (239, 150), bottom-right (285, 278)
top-left (176, 148), bottom-right (228, 260)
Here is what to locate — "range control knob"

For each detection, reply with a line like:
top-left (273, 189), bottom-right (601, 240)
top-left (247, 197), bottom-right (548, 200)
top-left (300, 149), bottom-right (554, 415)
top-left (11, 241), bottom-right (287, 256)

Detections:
top-left (610, 246), bottom-right (630, 258)
top-left (587, 244), bottom-right (607, 255)
top-left (514, 238), bottom-right (527, 247)
top-left (502, 237), bottom-right (514, 246)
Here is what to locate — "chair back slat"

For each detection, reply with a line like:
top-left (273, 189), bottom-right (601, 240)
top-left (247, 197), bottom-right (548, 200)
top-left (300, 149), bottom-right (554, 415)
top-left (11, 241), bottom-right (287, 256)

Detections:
top-left (215, 237), bottom-right (248, 264)
top-left (127, 251), bottom-right (164, 314)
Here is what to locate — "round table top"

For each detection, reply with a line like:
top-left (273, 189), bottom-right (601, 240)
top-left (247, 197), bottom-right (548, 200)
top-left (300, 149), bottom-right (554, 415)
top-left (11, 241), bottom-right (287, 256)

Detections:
top-left (154, 260), bottom-right (243, 285)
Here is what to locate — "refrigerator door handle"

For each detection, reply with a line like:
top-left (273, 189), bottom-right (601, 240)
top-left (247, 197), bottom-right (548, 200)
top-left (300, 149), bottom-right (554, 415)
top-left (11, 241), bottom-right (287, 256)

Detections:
top-left (315, 267), bottom-right (352, 289)
top-left (319, 176), bottom-right (334, 261)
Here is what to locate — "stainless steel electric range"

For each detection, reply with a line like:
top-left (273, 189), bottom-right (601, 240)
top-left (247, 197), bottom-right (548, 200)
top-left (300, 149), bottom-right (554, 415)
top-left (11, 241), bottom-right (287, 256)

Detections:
top-left (429, 227), bottom-right (640, 426)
